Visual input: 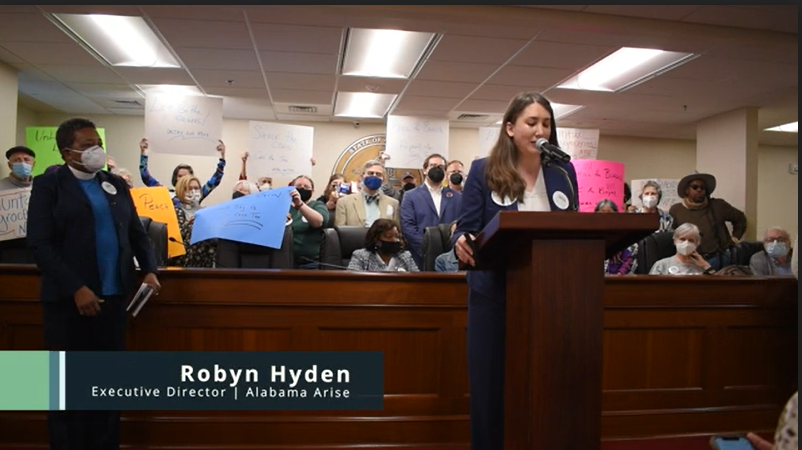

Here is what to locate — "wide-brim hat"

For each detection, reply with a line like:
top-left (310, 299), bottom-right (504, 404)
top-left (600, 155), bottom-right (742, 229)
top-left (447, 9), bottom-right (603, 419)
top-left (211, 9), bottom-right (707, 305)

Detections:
top-left (677, 172), bottom-right (716, 197)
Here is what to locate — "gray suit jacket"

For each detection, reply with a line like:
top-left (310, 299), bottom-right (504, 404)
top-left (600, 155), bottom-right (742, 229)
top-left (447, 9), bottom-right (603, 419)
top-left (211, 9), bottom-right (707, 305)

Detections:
top-left (749, 250), bottom-right (792, 276)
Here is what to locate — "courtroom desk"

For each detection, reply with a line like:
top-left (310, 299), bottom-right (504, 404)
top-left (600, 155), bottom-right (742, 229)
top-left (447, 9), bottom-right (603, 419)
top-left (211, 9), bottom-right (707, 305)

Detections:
top-left (0, 265), bottom-right (797, 448)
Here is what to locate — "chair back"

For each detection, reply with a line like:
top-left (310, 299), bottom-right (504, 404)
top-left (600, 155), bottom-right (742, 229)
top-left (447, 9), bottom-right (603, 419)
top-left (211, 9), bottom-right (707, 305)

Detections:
top-left (421, 224), bottom-right (453, 271)
top-left (320, 226), bottom-right (368, 269)
top-left (216, 226), bottom-right (293, 269)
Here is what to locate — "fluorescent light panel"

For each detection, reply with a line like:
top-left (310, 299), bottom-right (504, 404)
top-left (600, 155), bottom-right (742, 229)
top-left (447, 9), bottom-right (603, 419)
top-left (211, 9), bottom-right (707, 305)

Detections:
top-left (558, 47), bottom-right (697, 92)
top-left (765, 121), bottom-right (798, 133)
top-left (53, 13), bottom-right (180, 68)
top-left (334, 92), bottom-right (397, 118)
top-left (341, 28), bottom-right (435, 79)
top-left (138, 85), bottom-right (203, 96)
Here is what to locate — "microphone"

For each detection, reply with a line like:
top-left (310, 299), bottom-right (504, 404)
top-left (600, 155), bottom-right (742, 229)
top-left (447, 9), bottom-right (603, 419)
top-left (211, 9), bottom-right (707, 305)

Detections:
top-left (298, 256), bottom-right (355, 271)
top-left (534, 138), bottom-right (571, 164)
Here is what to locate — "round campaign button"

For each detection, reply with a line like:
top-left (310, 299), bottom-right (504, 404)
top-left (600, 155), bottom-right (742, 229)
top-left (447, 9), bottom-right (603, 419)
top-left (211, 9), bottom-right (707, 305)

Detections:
top-left (552, 191), bottom-right (570, 210)
top-left (101, 181), bottom-right (117, 195)
top-left (491, 191), bottom-right (516, 207)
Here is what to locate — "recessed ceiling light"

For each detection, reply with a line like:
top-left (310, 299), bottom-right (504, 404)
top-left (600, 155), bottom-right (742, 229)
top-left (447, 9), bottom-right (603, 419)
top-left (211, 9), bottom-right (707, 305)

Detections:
top-left (334, 92), bottom-right (397, 118)
top-left (51, 13), bottom-right (181, 68)
top-left (558, 47), bottom-right (697, 93)
top-left (341, 28), bottom-right (435, 79)
top-left (138, 85), bottom-right (202, 96)
top-left (765, 121), bottom-right (798, 133)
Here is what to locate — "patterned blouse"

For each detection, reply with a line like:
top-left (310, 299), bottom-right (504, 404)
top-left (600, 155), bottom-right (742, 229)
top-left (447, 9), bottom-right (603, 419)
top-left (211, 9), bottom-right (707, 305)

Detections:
top-left (167, 206), bottom-right (216, 268)
top-left (774, 391), bottom-right (797, 450)
top-left (604, 243), bottom-right (638, 275)
top-left (633, 207), bottom-right (674, 233)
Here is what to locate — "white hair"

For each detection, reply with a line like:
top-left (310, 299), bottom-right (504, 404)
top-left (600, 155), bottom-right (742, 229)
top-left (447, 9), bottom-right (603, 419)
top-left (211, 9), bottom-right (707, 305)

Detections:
top-left (763, 226), bottom-right (790, 241)
top-left (233, 180), bottom-right (259, 194)
top-left (673, 223), bottom-right (701, 242)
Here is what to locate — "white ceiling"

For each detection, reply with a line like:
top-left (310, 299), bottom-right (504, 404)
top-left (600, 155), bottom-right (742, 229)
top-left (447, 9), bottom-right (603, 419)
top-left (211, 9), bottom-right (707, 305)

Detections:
top-left (0, 5), bottom-right (797, 146)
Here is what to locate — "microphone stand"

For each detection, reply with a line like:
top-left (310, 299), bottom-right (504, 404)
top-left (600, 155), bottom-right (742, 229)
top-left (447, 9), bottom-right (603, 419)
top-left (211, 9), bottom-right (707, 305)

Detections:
top-left (541, 155), bottom-right (579, 212)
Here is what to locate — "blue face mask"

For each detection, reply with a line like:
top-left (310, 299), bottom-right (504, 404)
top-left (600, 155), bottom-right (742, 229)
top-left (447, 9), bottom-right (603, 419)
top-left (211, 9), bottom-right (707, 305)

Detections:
top-left (12, 162), bottom-right (32, 179)
top-left (363, 175), bottom-right (383, 191)
top-left (765, 241), bottom-right (788, 258)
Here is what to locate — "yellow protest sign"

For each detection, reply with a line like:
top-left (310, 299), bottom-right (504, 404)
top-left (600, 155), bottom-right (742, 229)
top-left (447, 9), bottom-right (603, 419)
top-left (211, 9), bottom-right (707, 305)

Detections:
top-left (129, 186), bottom-right (185, 258)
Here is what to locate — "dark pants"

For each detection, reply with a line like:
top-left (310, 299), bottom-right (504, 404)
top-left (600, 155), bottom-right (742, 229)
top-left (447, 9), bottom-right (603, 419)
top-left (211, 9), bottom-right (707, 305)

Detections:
top-left (705, 251), bottom-right (732, 271)
top-left (467, 288), bottom-right (506, 450)
top-left (43, 295), bottom-right (127, 450)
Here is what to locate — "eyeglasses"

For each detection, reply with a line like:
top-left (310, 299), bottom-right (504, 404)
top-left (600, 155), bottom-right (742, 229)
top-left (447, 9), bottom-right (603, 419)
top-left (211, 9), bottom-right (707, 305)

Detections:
top-left (689, 184), bottom-right (705, 190)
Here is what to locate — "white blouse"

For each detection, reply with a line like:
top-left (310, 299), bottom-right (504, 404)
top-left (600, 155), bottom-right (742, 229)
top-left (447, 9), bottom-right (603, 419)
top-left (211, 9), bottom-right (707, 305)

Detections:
top-left (518, 167), bottom-right (551, 212)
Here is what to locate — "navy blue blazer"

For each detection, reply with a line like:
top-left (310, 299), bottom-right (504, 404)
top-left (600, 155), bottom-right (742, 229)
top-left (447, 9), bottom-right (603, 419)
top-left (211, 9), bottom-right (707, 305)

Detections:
top-left (26, 165), bottom-right (158, 302)
top-left (400, 184), bottom-right (462, 265)
top-left (452, 157), bottom-right (579, 297)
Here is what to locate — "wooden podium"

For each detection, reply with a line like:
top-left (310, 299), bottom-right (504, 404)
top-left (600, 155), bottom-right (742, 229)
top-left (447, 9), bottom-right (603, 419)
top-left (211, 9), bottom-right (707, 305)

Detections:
top-left (473, 211), bottom-right (659, 450)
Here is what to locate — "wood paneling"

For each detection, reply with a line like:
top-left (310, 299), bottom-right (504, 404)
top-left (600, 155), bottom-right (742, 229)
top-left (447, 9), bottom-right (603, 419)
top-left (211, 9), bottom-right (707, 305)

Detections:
top-left (0, 265), bottom-right (796, 448)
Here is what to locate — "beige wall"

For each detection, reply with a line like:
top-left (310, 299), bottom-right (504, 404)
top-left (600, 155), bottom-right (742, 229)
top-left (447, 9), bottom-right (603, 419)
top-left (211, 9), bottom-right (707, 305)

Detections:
top-left (9, 107), bottom-right (798, 237)
top-left (0, 62), bottom-right (18, 152)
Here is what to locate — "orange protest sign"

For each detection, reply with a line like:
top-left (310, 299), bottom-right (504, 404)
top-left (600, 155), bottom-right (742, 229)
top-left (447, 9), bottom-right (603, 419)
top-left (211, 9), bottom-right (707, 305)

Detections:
top-left (129, 186), bottom-right (185, 258)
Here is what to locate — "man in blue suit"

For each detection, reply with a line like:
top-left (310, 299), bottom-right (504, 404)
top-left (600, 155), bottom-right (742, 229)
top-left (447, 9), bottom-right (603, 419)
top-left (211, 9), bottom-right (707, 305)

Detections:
top-left (27, 117), bottom-right (161, 450)
top-left (400, 153), bottom-right (462, 269)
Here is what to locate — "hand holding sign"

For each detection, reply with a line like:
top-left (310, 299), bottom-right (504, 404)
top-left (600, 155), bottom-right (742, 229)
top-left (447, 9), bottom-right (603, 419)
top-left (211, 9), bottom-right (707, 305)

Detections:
top-left (0, 188), bottom-right (31, 242)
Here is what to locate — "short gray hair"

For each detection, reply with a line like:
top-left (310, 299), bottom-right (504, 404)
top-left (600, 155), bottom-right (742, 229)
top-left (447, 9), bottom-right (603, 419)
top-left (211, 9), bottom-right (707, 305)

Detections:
top-left (362, 159), bottom-right (384, 173)
top-left (763, 226), bottom-right (790, 241)
top-left (673, 223), bottom-right (700, 242)
top-left (641, 180), bottom-right (663, 201)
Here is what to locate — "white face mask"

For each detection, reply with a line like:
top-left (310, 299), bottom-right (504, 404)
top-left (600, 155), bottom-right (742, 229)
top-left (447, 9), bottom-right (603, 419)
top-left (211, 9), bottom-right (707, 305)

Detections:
top-left (69, 145), bottom-right (106, 173)
top-left (259, 182), bottom-right (271, 191)
top-left (186, 190), bottom-right (201, 205)
top-left (642, 195), bottom-right (658, 209)
top-left (675, 240), bottom-right (697, 256)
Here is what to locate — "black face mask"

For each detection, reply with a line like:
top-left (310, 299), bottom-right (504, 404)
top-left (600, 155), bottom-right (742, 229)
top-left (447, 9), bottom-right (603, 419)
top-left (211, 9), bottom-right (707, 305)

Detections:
top-left (427, 166), bottom-right (445, 183)
top-left (232, 191), bottom-right (246, 199)
top-left (449, 173), bottom-right (463, 185)
top-left (297, 188), bottom-right (313, 202)
top-left (377, 240), bottom-right (402, 255)
top-left (403, 183), bottom-right (416, 191)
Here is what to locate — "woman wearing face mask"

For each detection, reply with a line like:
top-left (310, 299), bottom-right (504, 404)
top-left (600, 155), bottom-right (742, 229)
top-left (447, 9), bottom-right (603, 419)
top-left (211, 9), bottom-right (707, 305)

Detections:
top-left (649, 223), bottom-right (715, 275)
top-left (348, 218), bottom-right (418, 272)
top-left (168, 174), bottom-right (216, 267)
top-left (232, 179), bottom-right (258, 199)
top-left (316, 173), bottom-right (346, 228)
top-left (631, 180), bottom-right (674, 232)
top-left (288, 175), bottom-right (328, 269)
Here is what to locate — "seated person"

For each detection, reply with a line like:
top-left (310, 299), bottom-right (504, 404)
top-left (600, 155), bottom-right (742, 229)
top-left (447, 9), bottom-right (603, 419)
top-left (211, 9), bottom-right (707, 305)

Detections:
top-left (348, 218), bottom-right (418, 272)
top-left (435, 221), bottom-right (459, 273)
top-left (596, 199), bottom-right (637, 275)
top-left (649, 223), bottom-right (715, 275)
top-left (750, 226), bottom-right (794, 276)
top-left (168, 175), bottom-right (216, 268)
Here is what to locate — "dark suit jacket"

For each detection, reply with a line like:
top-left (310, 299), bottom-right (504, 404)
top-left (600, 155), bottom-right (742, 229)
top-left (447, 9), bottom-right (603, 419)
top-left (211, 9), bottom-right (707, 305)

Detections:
top-left (451, 157), bottom-right (579, 297)
top-left (26, 166), bottom-right (158, 302)
top-left (400, 184), bottom-right (462, 266)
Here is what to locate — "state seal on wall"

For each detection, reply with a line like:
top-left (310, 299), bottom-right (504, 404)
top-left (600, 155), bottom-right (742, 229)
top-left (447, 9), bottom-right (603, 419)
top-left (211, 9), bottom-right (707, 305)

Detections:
top-left (332, 134), bottom-right (423, 187)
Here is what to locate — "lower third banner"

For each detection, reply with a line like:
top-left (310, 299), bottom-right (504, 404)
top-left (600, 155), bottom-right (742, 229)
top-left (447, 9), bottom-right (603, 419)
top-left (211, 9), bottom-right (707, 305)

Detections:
top-left (0, 351), bottom-right (383, 411)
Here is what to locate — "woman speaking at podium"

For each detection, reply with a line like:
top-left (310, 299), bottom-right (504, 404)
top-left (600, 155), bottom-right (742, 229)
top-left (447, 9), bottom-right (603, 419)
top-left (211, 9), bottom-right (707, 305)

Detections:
top-left (452, 92), bottom-right (579, 449)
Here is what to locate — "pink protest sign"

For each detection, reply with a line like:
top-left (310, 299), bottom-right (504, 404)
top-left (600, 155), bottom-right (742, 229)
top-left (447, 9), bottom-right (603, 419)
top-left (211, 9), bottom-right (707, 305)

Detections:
top-left (571, 160), bottom-right (625, 212)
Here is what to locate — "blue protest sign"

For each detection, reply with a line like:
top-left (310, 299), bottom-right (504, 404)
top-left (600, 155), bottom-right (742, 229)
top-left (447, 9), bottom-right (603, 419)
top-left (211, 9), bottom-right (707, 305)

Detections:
top-left (190, 186), bottom-right (292, 249)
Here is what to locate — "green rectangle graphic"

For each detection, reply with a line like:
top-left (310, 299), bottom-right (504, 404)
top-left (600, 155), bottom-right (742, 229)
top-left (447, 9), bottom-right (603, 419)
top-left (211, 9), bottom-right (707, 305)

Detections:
top-left (0, 351), bottom-right (51, 410)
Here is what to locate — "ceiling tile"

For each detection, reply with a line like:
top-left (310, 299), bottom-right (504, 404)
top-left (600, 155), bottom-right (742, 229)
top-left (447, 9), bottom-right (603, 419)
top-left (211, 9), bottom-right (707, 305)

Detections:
top-left (454, 99), bottom-right (509, 114)
top-left (37, 64), bottom-right (126, 84)
top-left (415, 61), bottom-right (499, 83)
top-left (19, 80), bottom-right (76, 96)
top-left (142, 5), bottom-right (245, 21)
top-left (274, 113), bottom-right (331, 122)
top-left (192, 69), bottom-right (265, 89)
top-left (441, 22), bottom-right (539, 40)
top-left (403, 80), bottom-right (477, 98)
top-left (469, 84), bottom-right (546, 102)
top-left (394, 95), bottom-right (462, 111)
top-left (107, 108), bottom-right (146, 116)
top-left (63, 83), bottom-right (141, 98)
top-left (487, 66), bottom-right (573, 88)
top-left (259, 51), bottom-right (338, 75)
top-left (17, 94), bottom-right (62, 114)
top-left (582, 5), bottom-right (702, 21)
top-left (245, 5), bottom-right (347, 27)
top-left (0, 13), bottom-right (74, 43)
top-left (681, 6), bottom-right (782, 32)
top-left (16, 67), bottom-right (55, 82)
top-left (250, 23), bottom-right (343, 54)
top-left (40, 5), bottom-right (143, 15)
top-left (0, 42), bottom-right (100, 65)
top-left (150, 18), bottom-right (252, 50)
top-left (0, 45), bottom-right (25, 63)
top-left (0, 6), bottom-right (39, 13)
top-left (174, 48), bottom-right (259, 71)
top-left (113, 67), bottom-right (196, 86)
top-left (265, 73), bottom-right (336, 91)
top-left (203, 86), bottom-right (269, 98)
top-left (510, 41), bottom-right (615, 69)
top-left (429, 35), bottom-right (531, 65)
top-left (336, 76), bottom-right (407, 95)
top-left (271, 89), bottom-right (333, 104)
top-left (30, 94), bottom-right (109, 114)
top-left (534, 28), bottom-right (632, 47)
top-left (520, 6), bottom-right (588, 12)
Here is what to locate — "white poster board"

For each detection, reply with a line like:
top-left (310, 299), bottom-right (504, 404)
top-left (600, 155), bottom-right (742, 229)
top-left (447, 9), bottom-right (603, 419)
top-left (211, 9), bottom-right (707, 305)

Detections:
top-left (556, 128), bottom-right (599, 160)
top-left (477, 126), bottom-right (498, 159)
top-left (144, 93), bottom-right (223, 156)
top-left (630, 178), bottom-right (681, 212)
top-left (384, 116), bottom-right (449, 169)
top-left (248, 121), bottom-right (314, 179)
top-left (0, 188), bottom-right (31, 242)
